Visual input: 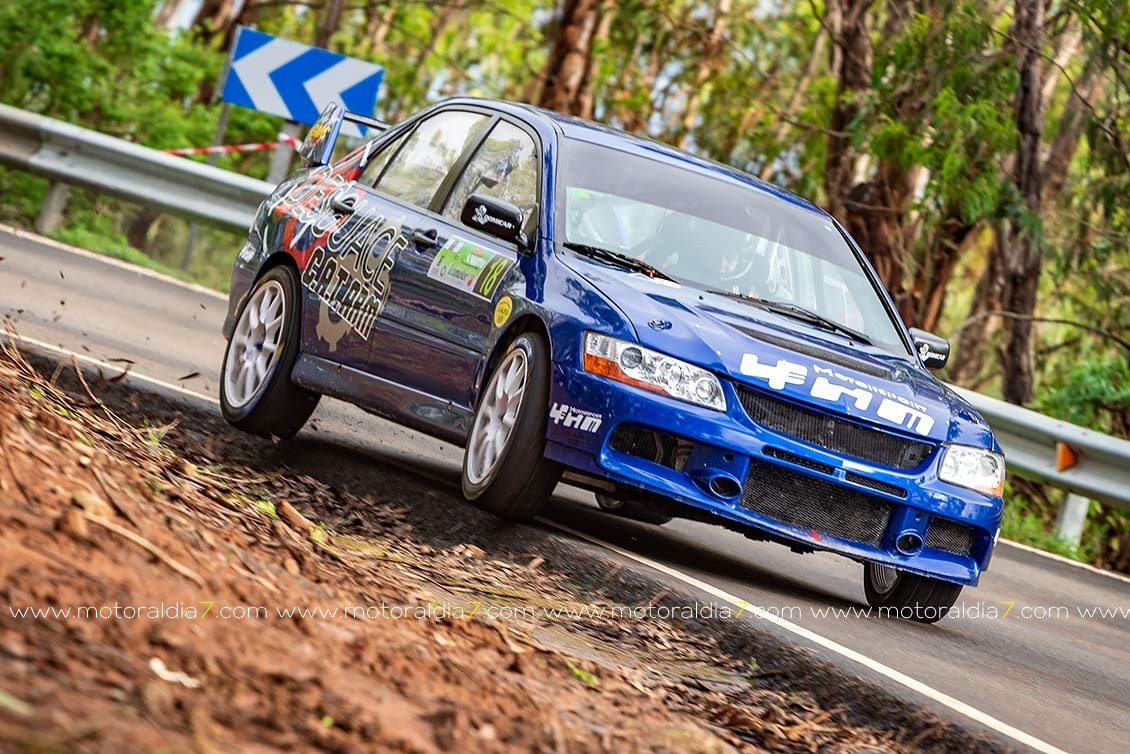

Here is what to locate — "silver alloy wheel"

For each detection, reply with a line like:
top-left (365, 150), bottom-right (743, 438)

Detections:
top-left (466, 347), bottom-right (528, 485)
top-left (223, 279), bottom-right (286, 409)
top-left (869, 563), bottom-right (900, 594)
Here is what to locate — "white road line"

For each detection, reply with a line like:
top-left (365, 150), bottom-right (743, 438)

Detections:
top-left (538, 516), bottom-right (1072, 754)
top-left (4, 333), bottom-right (220, 406)
top-left (998, 538), bottom-right (1130, 585)
top-left (0, 224), bottom-right (228, 301)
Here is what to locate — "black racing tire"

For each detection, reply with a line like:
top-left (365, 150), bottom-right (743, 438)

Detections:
top-left (595, 493), bottom-right (673, 525)
top-left (461, 331), bottom-right (562, 520)
top-left (863, 562), bottom-right (963, 623)
top-left (220, 264), bottom-right (319, 439)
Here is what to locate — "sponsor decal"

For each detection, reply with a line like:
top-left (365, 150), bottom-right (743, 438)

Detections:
top-left (472, 203), bottom-right (515, 231)
top-left (493, 295), bottom-right (513, 328)
top-left (917, 341), bottom-right (947, 364)
top-left (427, 236), bottom-right (513, 300)
top-left (315, 300), bottom-right (351, 352)
top-left (739, 355), bottom-right (936, 436)
top-left (549, 403), bottom-right (603, 433)
top-left (266, 168), bottom-right (411, 341)
top-left (738, 354), bottom-right (807, 391)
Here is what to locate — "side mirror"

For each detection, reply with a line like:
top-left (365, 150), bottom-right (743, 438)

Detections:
top-left (461, 193), bottom-right (529, 250)
top-left (908, 328), bottom-right (950, 370)
top-left (298, 103), bottom-right (345, 168)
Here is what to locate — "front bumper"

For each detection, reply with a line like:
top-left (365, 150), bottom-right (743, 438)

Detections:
top-left (545, 360), bottom-right (1002, 586)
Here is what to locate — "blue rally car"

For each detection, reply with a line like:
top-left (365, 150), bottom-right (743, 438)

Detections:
top-left (221, 98), bottom-right (1005, 622)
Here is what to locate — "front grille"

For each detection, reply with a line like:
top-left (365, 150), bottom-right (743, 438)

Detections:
top-left (845, 472), bottom-right (907, 499)
top-left (737, 387), bottom-right (933, 470)
top-left (926, 517), bottom-right (976, 556)
top-left (764, 447), bottom-right (834, 475)
top-left (609, 425), bottom-right (691, 471)
top-left (740, 458), bottom-right (892, 547)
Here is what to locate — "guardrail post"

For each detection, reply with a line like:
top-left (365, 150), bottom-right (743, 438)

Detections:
top-left (36, 182), bottom-right (70, 234)
top-left (1053, 492), bottom-right (1090, 548)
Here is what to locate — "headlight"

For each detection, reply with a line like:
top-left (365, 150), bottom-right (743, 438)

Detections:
top-left (938, 445), bottom-right (1005, 496)
top-left (582, 332), bottom-right (726, 411)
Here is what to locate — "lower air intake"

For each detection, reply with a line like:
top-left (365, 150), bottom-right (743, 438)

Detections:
top-left (741, 458), bottom-right (892, 547)
top-left (609, 425), bottom-right (692, 472)
top-left (925, 517), bottom-right (976, 556)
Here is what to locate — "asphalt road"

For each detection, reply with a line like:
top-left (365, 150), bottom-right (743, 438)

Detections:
top-left (2, 226), bottom-right (1128, 754)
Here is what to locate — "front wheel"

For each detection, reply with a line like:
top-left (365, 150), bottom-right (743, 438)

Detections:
top-left (863, 562), bottom-right (963, 623)
top-left (462, 332), bottom-right (561, 520)
top-left (220, 264), bottom-right (319, 439)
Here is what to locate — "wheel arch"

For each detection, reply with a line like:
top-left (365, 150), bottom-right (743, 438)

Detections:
top-left (475, 313), bottom-right (551, 408)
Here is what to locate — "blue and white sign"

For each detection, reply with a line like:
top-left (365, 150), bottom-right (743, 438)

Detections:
top-left (221, 27), bottom-right (383, 138)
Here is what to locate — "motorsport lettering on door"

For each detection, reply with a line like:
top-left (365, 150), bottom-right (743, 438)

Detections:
top-left (270, 167), bottom-right (409, 339)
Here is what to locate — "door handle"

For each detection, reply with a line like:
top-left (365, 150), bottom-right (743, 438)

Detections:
top-left (411, 228), bottom-right (439, 249)
top-left (331, 195), bottom-right (356, 214)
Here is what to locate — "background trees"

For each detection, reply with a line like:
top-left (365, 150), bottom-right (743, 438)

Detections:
top-left (1, 0), bottom-right (1127, 567)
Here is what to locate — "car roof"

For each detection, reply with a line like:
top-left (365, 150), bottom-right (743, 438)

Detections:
top-left (435, 96), bottom-right (826, 216)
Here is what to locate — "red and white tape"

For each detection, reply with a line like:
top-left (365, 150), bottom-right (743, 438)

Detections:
top-left (164, 133), bottom-right (301, 157)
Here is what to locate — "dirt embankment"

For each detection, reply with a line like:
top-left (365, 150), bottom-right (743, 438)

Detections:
top-left (1, 343), bottom-right (908, 753)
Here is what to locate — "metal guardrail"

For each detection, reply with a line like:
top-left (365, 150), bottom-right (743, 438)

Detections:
top-left (953, 387), bottom-right (1130, 509)
top-left (0, 104), bottom-right (272, 230)
top-left (2, 104), bottom-right (1129, 511)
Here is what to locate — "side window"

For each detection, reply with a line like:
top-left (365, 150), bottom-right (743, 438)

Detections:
top-left (356, 131), bottom-right (408, 187)
top-left (374, 111), bottom-right (489, 208)
top-left (443, 121), bottom-right (538, 229)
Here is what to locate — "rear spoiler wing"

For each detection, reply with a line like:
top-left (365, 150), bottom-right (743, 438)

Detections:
top-left (299, 103), bottom-right (390, 167)
top-left (345, 111), bottom-right (390, 134)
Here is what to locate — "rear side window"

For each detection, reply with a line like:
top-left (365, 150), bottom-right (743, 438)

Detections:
top-left (443, 121), bottom-right (539, 229)
top-left (374, 111), bottom-right (489, 209)
top-left (356, 131), bottom-right (408, 187)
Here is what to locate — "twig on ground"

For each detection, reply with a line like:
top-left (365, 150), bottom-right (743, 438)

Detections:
top-left (85, 513), bottom-right (205, 587)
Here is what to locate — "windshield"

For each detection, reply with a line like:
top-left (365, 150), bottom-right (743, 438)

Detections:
top-left (560, 139), bottom-right (909, 355)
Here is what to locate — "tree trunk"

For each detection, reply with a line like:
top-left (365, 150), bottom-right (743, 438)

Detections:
top-left (154, 0), bottom-right (195, 29)
top-left (952, 226), bottom-right (1007, 387)
top-left (757, 29), bottom-right (826, 179)
top-left (676, 0), bottom-right (733, 148)
top-left (954, 7), bottom-right (1094, 390)
top-left (191, 0), bottom-right (237, 45)
top-left (537, 0), bottom-right (603, 116)
top-left (575, 0), bottom-right (615, 120)
top-left (1042, 62), bottom-right (1103, 208)
top-left (842, 162), bottom-right (915, 317)
top-left (315, 0), bottom-right (346, 48)
top-left (823, 0), bottom-right (873, 220)
top-left (998, 0), bottom-right (1045, 405)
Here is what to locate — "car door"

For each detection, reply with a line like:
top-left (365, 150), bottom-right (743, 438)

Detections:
top-left (373, 115), bottom-right (541, 409)
top-left (276, 125), bottom-right (409, 372)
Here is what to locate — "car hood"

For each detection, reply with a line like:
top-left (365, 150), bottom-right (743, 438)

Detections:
top-left (563, 256), bottom-right (992, 446)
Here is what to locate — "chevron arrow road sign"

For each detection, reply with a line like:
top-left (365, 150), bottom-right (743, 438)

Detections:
top-left (221, 27), bottom-right (383, 138)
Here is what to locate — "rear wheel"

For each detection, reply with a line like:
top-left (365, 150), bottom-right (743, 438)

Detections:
top-left (462, 332), bottom-right (561, 520)
top-left (863, 562), bottom-right (963, 623)
top-left (220, 265), bottom-right (319, 439)
top-left (595, 493), bottom-right (673, 525)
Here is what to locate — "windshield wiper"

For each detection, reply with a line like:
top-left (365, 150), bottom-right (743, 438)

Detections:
top-left (711, 290), bottom-right (874, 346)
top-left (562, 242), bottom-right (675, 281)
top-left (759, 300), bottom-right (874, 345)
